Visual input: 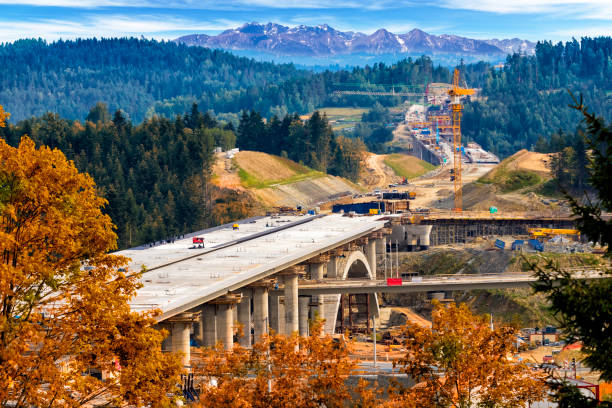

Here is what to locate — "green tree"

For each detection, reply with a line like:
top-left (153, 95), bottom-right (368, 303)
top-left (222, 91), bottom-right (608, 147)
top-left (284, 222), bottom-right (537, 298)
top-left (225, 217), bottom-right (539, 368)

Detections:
top-left (533, 96), bottom-right (612, 405)
top-left (86, 102), bottom-right (111, 124)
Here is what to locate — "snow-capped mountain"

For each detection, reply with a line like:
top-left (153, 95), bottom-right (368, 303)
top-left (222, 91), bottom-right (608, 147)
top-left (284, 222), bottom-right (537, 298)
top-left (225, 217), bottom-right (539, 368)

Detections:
top-left (174, 23), bottom-right (535, 56)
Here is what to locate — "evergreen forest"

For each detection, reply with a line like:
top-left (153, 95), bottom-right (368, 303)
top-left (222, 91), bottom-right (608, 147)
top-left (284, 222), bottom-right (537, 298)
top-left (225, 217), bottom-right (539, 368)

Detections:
top-left (1, 37), bottom-right (610, 158)
top-left (0, 103), bottom-right (363, 248)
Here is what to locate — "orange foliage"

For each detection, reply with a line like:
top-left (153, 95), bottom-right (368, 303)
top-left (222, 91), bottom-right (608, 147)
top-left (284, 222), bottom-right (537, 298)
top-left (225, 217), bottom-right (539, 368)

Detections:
top-left (0, 105), bottom-right (183, 407)
top-left (194, 319), bottom-right (366, 408)
top-left (391, 302), bottom-right (546, 408)
top-left (0, 105), bottom-right (8, 127)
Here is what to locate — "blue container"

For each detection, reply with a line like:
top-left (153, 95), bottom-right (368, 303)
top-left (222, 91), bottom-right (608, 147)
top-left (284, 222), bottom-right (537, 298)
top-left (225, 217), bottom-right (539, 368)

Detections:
top-left (332, 202), bottom-right (385, 214)
top-left (494, 239), bottom-right (506, 250)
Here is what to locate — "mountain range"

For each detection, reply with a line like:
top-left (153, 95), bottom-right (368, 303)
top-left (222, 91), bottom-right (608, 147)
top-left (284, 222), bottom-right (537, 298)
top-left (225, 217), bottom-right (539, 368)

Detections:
top-left (175, 22), bottom-right (535, 57)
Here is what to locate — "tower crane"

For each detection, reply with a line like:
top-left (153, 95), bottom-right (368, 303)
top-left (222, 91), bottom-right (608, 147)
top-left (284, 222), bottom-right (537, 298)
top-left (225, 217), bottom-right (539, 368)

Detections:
top-left (447, 68), bottom-right (475, 212)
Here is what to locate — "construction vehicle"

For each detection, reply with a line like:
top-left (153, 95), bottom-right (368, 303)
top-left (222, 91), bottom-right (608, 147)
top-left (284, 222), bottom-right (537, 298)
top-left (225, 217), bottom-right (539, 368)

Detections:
top-left (528, 228), bottom-right (580, 240)
top-left (232, 223), bottom-right (239, 230)
top-left (447, 68), bottom-right (475, 212)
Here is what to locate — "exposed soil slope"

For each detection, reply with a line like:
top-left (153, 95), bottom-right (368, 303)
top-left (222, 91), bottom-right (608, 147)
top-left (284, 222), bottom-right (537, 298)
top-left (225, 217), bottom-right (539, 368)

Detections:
top-left (211, 151), bottom-right (359, 208)
top-left (360, 152), bottom-right (435, 189)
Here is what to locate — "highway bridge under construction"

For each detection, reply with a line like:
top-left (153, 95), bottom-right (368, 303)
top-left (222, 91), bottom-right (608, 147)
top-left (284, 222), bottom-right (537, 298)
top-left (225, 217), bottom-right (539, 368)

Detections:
top-left (118, 211), bottom-right (604, 369)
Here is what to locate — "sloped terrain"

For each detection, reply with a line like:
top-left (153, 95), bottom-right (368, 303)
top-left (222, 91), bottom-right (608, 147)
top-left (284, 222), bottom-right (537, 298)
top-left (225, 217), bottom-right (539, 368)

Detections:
top-left (211, 151), bottom-right (359, 208)
top-left (433, 149), bottom-right (561, 212)
top-left (360, 152), bottom-right (435, 188)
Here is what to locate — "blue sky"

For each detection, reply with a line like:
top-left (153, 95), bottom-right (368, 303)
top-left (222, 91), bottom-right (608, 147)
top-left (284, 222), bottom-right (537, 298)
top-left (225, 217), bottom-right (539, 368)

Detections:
top-left (0, 0), bottom-right (610, 43)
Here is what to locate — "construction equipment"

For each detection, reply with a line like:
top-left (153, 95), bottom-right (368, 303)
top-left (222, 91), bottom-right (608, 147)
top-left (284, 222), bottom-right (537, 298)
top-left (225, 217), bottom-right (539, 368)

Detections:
top-left (528, 228), bottom-right (580, 240)
top-left (447, 68), bottom-right (475, 212)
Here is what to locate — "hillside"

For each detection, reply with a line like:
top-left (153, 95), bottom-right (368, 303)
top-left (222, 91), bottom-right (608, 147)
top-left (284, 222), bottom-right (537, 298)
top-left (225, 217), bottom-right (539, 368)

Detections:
top-left (433, 149), bottom-right (560, 212)
top-left (212, 151), bottom-right (359, 208)
top-left (361, 152), bottom-right (436, 188)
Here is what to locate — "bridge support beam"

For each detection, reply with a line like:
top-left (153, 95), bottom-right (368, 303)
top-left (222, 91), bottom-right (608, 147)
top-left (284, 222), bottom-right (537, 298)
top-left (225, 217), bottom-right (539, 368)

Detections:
top-left (327, 257), bottom-right (338, 278)
top-left (253, 286), bottom-right (269, 342)
top-left (217, 304), bottom-right (234, 350)
top-left (269, 293), bottom-right (280, 334)
top-left (376, 237), bottom-right (387, 278)
top-left (299, 296), bottom-right (310, 337)
top-left (283, 273), bottom-right (299, 335)
top-left (237, 290), bottom-right (251, 347)
top-left (201, 304), bottom-right (216, 348)
top-left (310, 262), bottom-right (326, 320)
top-left (366, 240), bottom-right (377, 277)
top-left (280, 266), bottom-right (305, 336)
top-left (171, 322), bottom-right (191, 368)
top-left (211, 294), bottom-right (241, 350)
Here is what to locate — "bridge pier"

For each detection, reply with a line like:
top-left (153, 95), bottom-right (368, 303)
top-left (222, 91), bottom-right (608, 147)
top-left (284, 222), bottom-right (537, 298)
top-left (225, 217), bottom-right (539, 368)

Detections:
top-left (269, 293), bottom-right (280, 334)
top-left (201, 304), bottom-right (216, 348)
top-left (237, 290), bottom-right (252, 347)
top-left (253, 285), bottom-right (269, 342)
top-left (210, 294), bottom-right (241, 350)
top-left (309, 258), bottom-right (328, 321)
top-left (366, 240), bottom-right (377, 277)
top-left (299, 296), bottom-right (310, 336)
top-left (281, 267), bottom-right (303, 335)
top-left (171, 322), bottom-right (191, 368)
top-left (217, 304), bottom-right (234, 350)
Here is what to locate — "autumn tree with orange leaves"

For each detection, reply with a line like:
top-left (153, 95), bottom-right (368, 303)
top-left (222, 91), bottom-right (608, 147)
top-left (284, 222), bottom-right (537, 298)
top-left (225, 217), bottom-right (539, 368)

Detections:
top-left (0, 105), bottom-right (183, 408)
top-left (390, 302), bottom-right (545, 408)
top-left (194, 319), bottom-right (372, 408)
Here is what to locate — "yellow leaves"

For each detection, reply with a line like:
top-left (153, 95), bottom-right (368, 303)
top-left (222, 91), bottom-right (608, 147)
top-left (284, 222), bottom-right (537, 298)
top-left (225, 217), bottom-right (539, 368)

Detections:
top-left (195, 318), bottom-right (358, 408)
top-left (0, 104), bottom-right (8, 127)
top-left (0, 112), bottom-right (183, 408)
top-left (392, 302), bottom-right (546, 407)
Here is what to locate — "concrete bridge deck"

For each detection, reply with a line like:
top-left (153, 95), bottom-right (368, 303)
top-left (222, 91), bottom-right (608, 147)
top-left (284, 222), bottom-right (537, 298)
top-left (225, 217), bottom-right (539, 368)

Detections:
top-left (121, 213), bottom-right (387, 321)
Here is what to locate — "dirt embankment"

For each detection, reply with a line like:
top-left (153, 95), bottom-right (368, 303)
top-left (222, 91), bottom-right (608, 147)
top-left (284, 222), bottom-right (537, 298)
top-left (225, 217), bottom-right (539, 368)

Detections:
top-left (211, 151), bottom-right (359, 209)
top-left (480, 149), bottom-right (552, 183)
top-left (432, 149), bottom-right (564, 213)
top-left (359, 152), bottom-right (436, 189)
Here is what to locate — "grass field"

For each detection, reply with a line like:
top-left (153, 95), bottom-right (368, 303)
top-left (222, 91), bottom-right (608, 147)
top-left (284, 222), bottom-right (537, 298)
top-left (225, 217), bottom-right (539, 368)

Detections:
top-left (383, 153), bottom-right (436, 179)
top-left (233, 152), bottom-right (325, 189)
top-left (478, 149), bottom-right (550, 193)
top-left (311, 107), bottom-right (368, 131)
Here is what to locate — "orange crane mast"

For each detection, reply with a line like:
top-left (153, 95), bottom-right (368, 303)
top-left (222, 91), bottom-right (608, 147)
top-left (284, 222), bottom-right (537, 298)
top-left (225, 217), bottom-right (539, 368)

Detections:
top-left (447, 68), bottom-right (475, 212)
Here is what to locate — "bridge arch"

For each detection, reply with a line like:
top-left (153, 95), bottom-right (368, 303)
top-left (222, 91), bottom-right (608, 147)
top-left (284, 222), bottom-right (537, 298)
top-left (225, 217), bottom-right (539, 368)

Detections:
top-left (324, 250), bottom-right (380, 333)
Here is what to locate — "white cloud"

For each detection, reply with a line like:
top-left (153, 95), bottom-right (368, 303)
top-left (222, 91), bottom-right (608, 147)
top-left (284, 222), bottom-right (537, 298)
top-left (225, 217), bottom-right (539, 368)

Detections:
top-left (437, 0), bottom-right (612, 19)
top-left (552, 25), bottom-right (612, 37)
top-left (0, 15), bottom-right (241, 42)
top-left (0, 0), bottom-right (410, 10)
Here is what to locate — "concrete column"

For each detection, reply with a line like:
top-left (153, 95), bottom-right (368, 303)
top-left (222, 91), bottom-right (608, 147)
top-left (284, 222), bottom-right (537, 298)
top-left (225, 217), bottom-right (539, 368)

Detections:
top-left (366, 240), bottom-right (377, 278)
top-left (171, 322), bottom-right (191, 367)
top-left (327, 257), bottom-right (338, 278)
top-left (201, 304), bottom-right (217, 348)
top-left (283, 274), bottom-right (299, 335)
top-left (311, 263), bottom-right (324, 281)
top-left (217, 303), bottom-right (234, 350)
top-left (160, 323), bottom-right (172, 352)
top-left (310, 262), bottom-right (325, 319)
top-left (278, 297), bottom-right (286, 335)
top-left (269, 293), bottom-right (280, 334)
top-left (253, 286), bottom-right (269, 342)
top-left (237, 291), bottom-right (252, 347)
top-left (298, 296), bottom-right (311, 337)
top-left (376, 237), bottom-right (387, 254)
